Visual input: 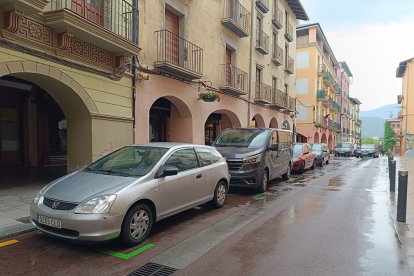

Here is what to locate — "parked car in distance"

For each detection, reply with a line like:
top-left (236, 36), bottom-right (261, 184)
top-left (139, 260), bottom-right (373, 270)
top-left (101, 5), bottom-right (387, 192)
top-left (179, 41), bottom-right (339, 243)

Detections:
top-left (292, 143), bottom-right (316, 174)
top-left (31, 143), bottom-right (230, 246)
top-left (311, 143), bottom-right (330, 166)
top-left (355, 144), bottom-right (379, 158)
top-left (213, 128), bottom-right (293, 192)
top-left (334, 142), bottom-right (354, 157)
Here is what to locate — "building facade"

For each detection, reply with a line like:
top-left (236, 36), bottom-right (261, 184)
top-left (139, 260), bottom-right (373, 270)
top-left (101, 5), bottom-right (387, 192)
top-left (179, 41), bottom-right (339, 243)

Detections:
top-left (0, 0), bottom-right (139, 175)
top-left (295, 23), bottom-right (341, 150)
top-left (396, 58), bottom-right (414, 154)
top-left (135, 0), bottom-right (308, 145)
top-left (387, 118), bottom-right (401, 155)
top-left (349, 97), bottom-right (361, 145)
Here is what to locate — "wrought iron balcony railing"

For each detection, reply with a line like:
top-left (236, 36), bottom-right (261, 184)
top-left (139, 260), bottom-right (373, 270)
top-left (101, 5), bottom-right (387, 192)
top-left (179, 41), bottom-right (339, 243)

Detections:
top-left (317, 89), bottom-right (327, 101)
top-left (285, 55), bottom-right (294, 74)
top-left (255, 82), bottom-right (272, 104)
top-left (272, 6), bottom-right (283, 29)
top-left (285, 22), bottom-right (293, 42)
top-left (222, 0), bottom-right (250, 37)
top-left (271, 88), bottom-right (288, 109)
top-left (272, 44), bottom-right (283, 66)
top-left (219, 64), bottom-right (248, 95)
top-left (288, 95), bottom-right (296, 111)
top-left (154, 29), bottom-right (203, 80)
top-left (49, 0), bottom-right (136, 44)
top-left (256, 30), bottom-right (269, 54)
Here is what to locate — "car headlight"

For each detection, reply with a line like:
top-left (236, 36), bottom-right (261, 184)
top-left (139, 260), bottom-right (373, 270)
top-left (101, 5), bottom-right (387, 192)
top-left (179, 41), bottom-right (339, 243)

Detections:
top-left (74, 194), bottom-right (117, 214)
top-left (243, 154), bottom-right (262, 164)
top-left (33, 186), bottom-right (48, 204)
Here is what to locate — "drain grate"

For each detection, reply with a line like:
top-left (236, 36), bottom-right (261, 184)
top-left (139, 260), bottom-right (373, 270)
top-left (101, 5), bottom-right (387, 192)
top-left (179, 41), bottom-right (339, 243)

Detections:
top-left (128, 262), bottom-right (178, 276)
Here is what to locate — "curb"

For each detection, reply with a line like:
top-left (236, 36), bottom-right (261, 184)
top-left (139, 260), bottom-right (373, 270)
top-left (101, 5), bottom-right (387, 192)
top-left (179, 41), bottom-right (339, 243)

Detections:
top-left (0, 224), bottom-right (36, 241)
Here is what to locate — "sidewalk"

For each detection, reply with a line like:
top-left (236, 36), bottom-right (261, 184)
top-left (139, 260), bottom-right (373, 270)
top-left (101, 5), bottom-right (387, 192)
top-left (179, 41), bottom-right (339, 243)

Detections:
top-left (386, 155), bottom-right (414, 273)
top-left (0, 175), bottom-right (50, 239)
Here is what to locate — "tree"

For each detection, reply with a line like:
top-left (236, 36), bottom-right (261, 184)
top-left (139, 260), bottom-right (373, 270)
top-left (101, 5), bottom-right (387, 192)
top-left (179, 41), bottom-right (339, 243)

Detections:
top-left (383, 121), bottom-right (396, 153)
top-left (362, 137), bottom-right (379, 146)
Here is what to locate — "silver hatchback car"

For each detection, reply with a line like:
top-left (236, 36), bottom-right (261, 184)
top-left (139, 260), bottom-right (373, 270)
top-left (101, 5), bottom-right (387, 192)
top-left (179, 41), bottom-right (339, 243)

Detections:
top-left (31, 143), bottom-right (230, 245)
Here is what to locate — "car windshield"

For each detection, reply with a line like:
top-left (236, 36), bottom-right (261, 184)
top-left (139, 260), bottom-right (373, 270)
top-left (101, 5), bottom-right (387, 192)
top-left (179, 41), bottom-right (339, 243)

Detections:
top-left (85, 146), bottom-right (168, 177)
top-left (361, 144), bottom-right (375, 149)
top-left (336, 143), bottom-right (352, 148)
top-left (293, 144), bottom-right (303, 158)
top-left (312, 144), bottom-right (322, 152)
top-left (214, 129), bottom-right (269, 148)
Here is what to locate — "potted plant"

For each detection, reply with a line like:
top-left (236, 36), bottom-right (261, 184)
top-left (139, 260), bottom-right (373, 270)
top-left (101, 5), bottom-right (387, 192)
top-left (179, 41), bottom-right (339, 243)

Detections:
top-left (198, 91), bottom-right (220, 102)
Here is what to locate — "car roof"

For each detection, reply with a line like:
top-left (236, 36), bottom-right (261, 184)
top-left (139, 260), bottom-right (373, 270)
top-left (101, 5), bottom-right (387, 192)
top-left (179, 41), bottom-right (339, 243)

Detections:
top-left (131, 142), bottom-right (214, 150)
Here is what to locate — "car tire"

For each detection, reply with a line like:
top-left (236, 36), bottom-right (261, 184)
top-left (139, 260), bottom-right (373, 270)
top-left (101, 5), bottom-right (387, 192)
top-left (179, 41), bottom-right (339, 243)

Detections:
top-left (299, 161), bottom-right (305, 174)
top-left (211, 180), bottom-right (227, 208)
top-left (310, 160), bottom-right (315, 170)
top-left (282, 164), bottom-right (291, 181)
top-left (120, 203), bottom-right (153, 246)
top-left (320, 160), bottom-right (324, 167)
top-left (258, 169), bottom-right (269, 193)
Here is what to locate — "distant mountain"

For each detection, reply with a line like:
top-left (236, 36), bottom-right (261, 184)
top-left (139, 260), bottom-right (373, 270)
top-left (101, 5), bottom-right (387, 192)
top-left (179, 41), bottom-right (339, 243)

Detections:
top-left (361, 117), bottom-right (385, 138)
top-left (360, 104), bottom-right (400, 119)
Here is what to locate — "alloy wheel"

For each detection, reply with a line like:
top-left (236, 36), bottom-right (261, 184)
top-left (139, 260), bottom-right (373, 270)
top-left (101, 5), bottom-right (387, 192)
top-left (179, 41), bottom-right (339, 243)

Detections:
top-left (130, 210), bottom-right (150, 239)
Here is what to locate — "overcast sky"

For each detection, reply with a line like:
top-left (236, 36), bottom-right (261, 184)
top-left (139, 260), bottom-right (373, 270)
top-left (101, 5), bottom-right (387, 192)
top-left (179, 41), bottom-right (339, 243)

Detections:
top-left (299, 0), bottom-right (414, 111)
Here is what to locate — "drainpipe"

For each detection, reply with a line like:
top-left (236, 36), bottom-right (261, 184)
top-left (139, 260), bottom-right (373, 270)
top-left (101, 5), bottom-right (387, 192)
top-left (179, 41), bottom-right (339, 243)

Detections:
top-left (131, 0), bottom-right (138, 143)
top-left (247, 1), bottom-right (254, 127)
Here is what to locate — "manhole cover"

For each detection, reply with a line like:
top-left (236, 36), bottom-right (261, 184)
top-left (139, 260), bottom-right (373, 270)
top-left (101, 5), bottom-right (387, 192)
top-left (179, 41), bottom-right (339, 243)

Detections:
top-left (128, 262), bottom-right (178, 276)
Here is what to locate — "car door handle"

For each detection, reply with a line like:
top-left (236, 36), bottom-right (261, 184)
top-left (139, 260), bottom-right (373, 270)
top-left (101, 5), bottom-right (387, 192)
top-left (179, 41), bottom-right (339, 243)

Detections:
top-left (196, 174), bottom-right (202, 179)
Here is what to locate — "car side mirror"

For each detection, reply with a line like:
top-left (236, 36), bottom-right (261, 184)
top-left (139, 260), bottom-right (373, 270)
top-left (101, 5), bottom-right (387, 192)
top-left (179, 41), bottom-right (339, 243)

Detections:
top-left (156, 165), bottom-right (178, 178)
top-left (269, 143), bottom-right (278, 151)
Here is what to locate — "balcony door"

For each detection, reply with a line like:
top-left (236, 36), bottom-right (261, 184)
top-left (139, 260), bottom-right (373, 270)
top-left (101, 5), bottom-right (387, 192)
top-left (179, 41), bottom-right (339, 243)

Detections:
top-left (71, 0), bottom-right (103, 26)
top-left (225, 47), bottom-right (232, 86)
top-left (165, 9), bottom-right (180, 65)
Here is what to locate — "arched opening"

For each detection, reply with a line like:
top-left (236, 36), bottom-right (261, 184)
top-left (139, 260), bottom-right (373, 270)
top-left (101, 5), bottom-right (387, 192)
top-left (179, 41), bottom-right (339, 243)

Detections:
top-left (251, 114), bottom-right (265, 128)
top-left (204, 110), bottom-right (241, 145)
top-left (269, 118), bottom-right (278, 128)
top-left (296, 133), bottom-right (307, 143)
top-left (321, 133), bottom-right (327, 144)
top-left (314, 132), bottom-right (320, 143)
top-left (282, 120), bottom-right (290, 130)
top-left (149, 96), bottom-right (192, 143)
top-left (328, 134), bottom-right (333, 150)
top-left (0, 71), bottom-right (92, 181)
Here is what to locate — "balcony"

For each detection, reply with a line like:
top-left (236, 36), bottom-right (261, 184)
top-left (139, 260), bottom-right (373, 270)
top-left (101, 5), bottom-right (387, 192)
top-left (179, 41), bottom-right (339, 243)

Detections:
top-left (219, 64), bottom-right (248, 96)
top-left (154, 29), bottom-right (203, 80)
top-left (322, 96), bottom-right (332, 107)
top-left (356, 119), bottom-right (361, 125)
top-left (333, 101), bottom-right (341, 113)
top-left (317, 90), bottom-right (327, 101)
top-left (0, 0), bottom-right (49, 15)
top-left (271, 44), bottom-right (283, 66)
top-left (285, 22), bottom-right (293, 42)
top-left (222, 0), bottom-right (250, 38)
top-left (318, 64), bottom-right (326, 76)
top-left (255, 0), bottom-right (269, 13)
top-left (45, 0), bottom-right (139, 55)
top-left (285, 55), bottom-right (294, 74)
top-left (256, 30), bottom-right (269, 54)
top-left (272, 6), bottom-right (283, 29)
top-left (254, 82), bottom-right (272, 104)
top-left (287, 95), bottom-right (296, 111)
top-left (270, 88), bottom-right (288, 109)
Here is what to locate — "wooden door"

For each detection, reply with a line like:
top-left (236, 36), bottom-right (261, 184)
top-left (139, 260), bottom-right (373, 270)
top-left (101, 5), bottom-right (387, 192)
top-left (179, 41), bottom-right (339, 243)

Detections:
top-left (165, 9), bottom-right (179, 65)
top-left (71, 0), bottom-right (103, 26)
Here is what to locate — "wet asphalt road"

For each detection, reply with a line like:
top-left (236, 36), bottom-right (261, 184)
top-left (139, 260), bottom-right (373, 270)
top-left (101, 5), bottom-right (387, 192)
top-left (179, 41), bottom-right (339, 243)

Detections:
top-left (0, 157), bottom-right (410, 275)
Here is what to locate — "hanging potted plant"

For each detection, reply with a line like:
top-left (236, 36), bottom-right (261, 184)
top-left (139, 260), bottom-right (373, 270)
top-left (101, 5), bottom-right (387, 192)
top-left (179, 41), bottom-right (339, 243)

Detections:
top-left (198, 91), bottom-right (220, 102)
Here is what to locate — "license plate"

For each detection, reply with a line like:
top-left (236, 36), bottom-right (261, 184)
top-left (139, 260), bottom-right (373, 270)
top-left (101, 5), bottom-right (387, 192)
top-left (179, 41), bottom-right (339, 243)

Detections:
top-left (38, 215), bottom-right (61, 229)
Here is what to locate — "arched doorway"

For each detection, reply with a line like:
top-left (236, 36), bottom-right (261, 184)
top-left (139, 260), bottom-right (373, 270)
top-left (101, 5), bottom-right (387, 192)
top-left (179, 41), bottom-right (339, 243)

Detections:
top-left (0, 63), bottom-right (93, 176)
top-left (328, 134), bottom-right (333, 150)
top-left (251, 114), bottom-right (265, 128)
top-left (314, 132), bottom-right (320, 143)
top-left (204, 110), bottom-right (241, 145)
top-left (321, 133), bottom-right (327, 144)
top-left (149, 96), bottom-right (192, 143)
top-left (269, 118), bottom-right (278, 128)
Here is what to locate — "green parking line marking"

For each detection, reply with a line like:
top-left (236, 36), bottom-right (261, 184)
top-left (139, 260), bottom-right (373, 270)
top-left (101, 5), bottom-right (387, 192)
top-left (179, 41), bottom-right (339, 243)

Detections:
top-left (252, 192), bottom-right (265, 200)
top-left (99, 243), bottom-right (155, 260)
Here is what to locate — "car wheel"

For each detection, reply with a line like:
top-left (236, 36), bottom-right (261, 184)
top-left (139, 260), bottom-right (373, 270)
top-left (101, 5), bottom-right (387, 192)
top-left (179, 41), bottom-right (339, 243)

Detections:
top-left (310, 160), bottom-right (315, 170)
top-left (299, 161), bottom-right (305, 174)
top-left (120, 203), bottom-right (153, 246)
top-left (211, 180), bottom-right (227, 208)
top-left (258, 169), bottom-right (269, 193)
top-left (282, 164), bottom-right (291, 180)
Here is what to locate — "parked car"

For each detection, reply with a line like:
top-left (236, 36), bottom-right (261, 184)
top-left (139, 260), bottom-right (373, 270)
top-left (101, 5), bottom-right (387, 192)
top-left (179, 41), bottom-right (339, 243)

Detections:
top-left (213, 128), bottom-right (293, 192)
top-left (355, 144), bottom-right (379, 158)
top-left (292, 143), bottom-right (316, 174)
top-left (334, 142), bottom-right (354, 157)
top-left (311, 143), bottom-right (330, 166)
top-left (31, 143), bottom-right (230, 246)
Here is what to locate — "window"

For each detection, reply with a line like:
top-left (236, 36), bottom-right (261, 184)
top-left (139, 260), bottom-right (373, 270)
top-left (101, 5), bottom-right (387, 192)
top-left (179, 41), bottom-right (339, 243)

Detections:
top-left (196, 147), bottom-right (221, 167)
top-left (164, 148), bottom-right (198, 172)
top-left (270, 130), bottom-right (278, 144)
top-left (278, 131), bottom-right (292, 149)
top-left (256, 17), bottom-right (262, 47)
